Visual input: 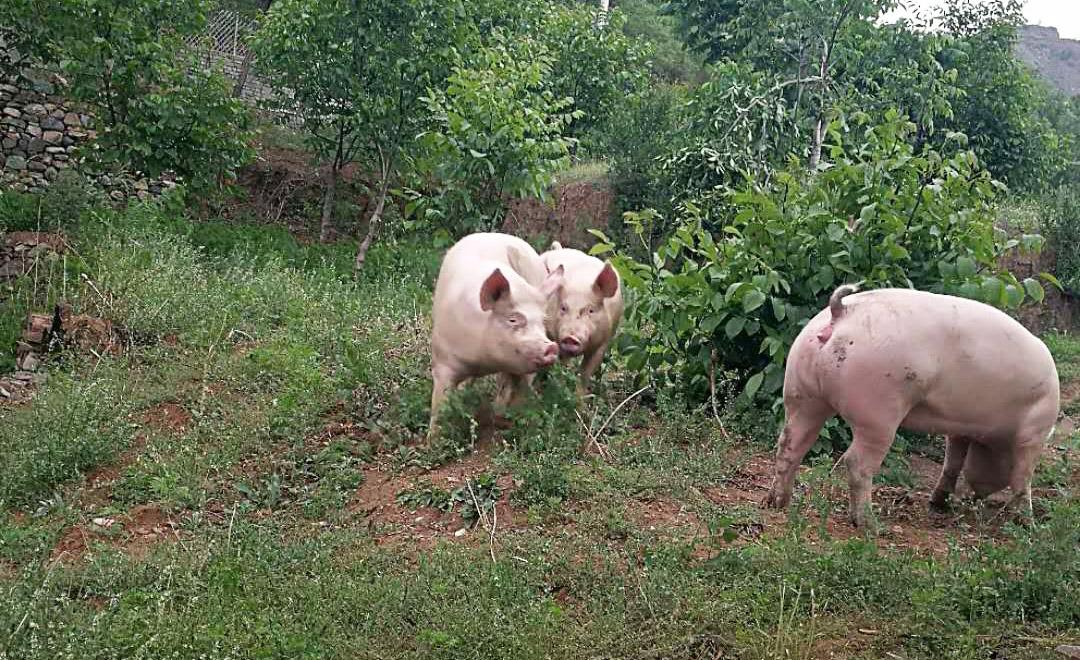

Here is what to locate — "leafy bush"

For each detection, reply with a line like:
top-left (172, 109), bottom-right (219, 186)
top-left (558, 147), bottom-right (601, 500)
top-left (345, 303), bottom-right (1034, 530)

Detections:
top-left (597, 112), bottom-right (1053, 404)
top-left (415, 31), bottom-right (580, 233)
top-left (1041, 185), bottom-right (1080, 295)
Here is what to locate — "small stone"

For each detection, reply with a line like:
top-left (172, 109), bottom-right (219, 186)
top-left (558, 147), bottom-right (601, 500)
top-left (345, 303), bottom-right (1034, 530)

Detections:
top-left (2, 107), bottom-right (19, 118)
top-left (80, 114), bottom-right (92, 127)
top-left (135, 189), bottom-right (150, 201)
top-left (17, 352), bottom-right (41, 371)
top-left (0, 84), bottom-right (18, 94)
top-left (26, 123), bottom-right (41, 138)
top-left (27, 138), bottom-right (45, 154)
top-left (44, 146), bottom-right (65, 154)
top-left (44, 167), bottom-right (58, 180)
top-left (40, 117), bottom-right (63, 131)
top-left (42, 130), bottom-right (62, 145)
top-left (134, 179), bottom-right (148, 191)
top-left (23, 103), bottom-right (46, 117)
top-left (44, 102), bottom-right (57, 112)
top-left (1057, 646), bottom-right (1080, 659)
top-left (110, 190), bottom-right (125, 202)
top-left (92, 517), bottom-right (117, 529)
top-left (61, 136), bottom-right (74, 147)
top-left (454, 528), bottom-right (467, 537)
top-left (11, 182), bottom-right (27, 192)
top-left (1, 137), bottom-right (15, 150)
top-left (54, 154), bottom-right (69, 162)
top-left (0, 385), bottom-right (10, 398)
top-left (17, 138), bottom-right (28, 150)
top-left (2, 117), bottom-right (26, 129)
top-left (63, 112), bottom-right (81, 126)
top-left (27, 161), bottom-right (46, 173)
top-left (4, 155), bottom-right (27, 170)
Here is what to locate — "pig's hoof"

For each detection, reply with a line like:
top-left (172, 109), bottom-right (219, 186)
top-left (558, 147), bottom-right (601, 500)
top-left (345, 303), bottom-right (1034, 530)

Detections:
top-left (928, 495), bottom-right (951, 514)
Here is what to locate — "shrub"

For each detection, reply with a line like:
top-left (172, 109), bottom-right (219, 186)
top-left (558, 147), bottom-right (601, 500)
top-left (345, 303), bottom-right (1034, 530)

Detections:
top-left (596, 112), bottom-right (1053, 407)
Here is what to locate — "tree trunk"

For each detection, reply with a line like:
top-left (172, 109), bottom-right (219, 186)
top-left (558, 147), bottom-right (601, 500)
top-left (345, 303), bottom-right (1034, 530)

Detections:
top-left (596, 0), bottom-right (610, 28)
top-left (232, 49), bottom-right (255, 99)
top-left (353, 175), bottom-right (390, 277)
top-left (319, 166), bottom-right (338, 243)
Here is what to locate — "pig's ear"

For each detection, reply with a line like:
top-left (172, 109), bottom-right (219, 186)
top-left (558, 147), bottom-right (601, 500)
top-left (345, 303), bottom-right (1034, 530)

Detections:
top-left (593, 262), bottom-right (619, 298)
top-left (480, 268), bottom-right (511, 311)
top-left (550, 240), bottom-right (563, 251)
top-left (541, 264), bottom-right (564, 297)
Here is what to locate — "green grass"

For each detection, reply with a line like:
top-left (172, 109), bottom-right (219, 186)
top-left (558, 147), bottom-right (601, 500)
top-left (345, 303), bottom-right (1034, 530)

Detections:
top-left (1, 200), bottom-right (1078, 659)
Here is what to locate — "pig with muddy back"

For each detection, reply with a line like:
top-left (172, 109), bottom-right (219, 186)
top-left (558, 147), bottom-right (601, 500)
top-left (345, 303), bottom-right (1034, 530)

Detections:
top-left (540, 241), bottom-right (624, 397)
top-left (428, 233), bottom-right (564, 439)
top-left (765, 284), bottom-right (1060, 528)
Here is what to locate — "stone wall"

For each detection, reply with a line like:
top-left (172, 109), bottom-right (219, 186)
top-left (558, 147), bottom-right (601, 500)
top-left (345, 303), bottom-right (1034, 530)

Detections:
top-left (0, 80), bottom-right (94, 194)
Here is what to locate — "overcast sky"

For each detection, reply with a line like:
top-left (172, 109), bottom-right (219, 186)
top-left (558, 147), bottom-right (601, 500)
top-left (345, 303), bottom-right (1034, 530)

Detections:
top-left (882, 0), bottom-right (1080, 39)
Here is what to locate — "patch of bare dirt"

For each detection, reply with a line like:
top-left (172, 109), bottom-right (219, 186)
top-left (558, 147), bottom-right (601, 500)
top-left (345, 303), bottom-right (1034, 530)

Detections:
top-left (696, 452), bottom-right (1005, 558)
top-left (348, 446), bottom-right (523, 552)
top-left (139, 402), bottom-right (191, 435)
top-left (48, 505), bottom-right (182, 565)
top-left (503, 180), bottom-right (613, 248)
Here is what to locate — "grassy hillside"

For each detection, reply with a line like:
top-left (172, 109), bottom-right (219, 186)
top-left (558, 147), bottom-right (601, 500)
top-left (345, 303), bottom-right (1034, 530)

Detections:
top-left (1, 201), bottom-right (1078, 658)
top-left (1017, 25), bottom-right (1080, 96)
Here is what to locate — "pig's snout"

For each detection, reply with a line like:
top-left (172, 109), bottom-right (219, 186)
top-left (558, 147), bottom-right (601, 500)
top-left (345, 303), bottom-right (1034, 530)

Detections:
top-left (559, 336), bottom-right (584, 357)
top-left (531, 342), bottom-right (559, 369)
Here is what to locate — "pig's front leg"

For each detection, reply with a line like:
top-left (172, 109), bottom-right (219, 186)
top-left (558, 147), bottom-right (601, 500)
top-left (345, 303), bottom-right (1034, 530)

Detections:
top-left (428, 363), bottom-right (463, 441)
top-left (495, 372), bottom-right (535, 410)
top-left (576, 341), bottom-right (609, 399)
top-left (929, 435), bottom-right (971, 513)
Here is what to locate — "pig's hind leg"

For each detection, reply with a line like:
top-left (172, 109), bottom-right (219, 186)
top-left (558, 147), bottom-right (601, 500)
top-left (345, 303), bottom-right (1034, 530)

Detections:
top-left (1001, 424), bottom-right (1052, 523)
top-left (929, 435), bottom-right (972, 513)
top-left (764, 396), bottom-right (835, 510)
top-left (428, 364), bottom-right (464, 441)
top-left (843, 418), bottom-right (906, 529)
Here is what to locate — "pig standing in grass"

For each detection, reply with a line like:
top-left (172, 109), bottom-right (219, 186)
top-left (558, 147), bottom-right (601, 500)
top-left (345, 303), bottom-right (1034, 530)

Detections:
top-left (540, 242), bottom-right (624, 397)
top-left (765, 284), bottom-right (1060, 528)
top-left (428, 233), bottom-right (563, 438)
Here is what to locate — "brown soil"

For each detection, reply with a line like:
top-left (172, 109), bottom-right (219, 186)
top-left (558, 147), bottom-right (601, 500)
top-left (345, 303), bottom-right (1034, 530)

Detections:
top-left (348, 446), bottom-right (522, 552)
top-left (503, 180), bottom-right (613, 249)
top-left (48, 504), bottom-right (181, 565)
top-left (140, 402), bottom-right (192, 435)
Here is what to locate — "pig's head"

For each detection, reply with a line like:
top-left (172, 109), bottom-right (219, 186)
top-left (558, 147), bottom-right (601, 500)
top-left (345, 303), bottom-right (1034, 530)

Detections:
top-left (479, 265), bottom-right (563, 373)
top-left (551, 262), bottom-right (619, 357)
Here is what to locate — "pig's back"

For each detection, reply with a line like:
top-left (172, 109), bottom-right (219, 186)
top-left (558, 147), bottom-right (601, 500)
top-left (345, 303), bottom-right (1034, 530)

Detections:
top-left (434, 233), bottom-right (544, 307)
top-left (799, 288), bottom-right (1058, 437)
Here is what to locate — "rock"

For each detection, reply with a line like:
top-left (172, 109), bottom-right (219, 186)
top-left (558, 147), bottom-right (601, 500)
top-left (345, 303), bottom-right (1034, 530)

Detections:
top-left (40, 117), bottom-right (63, 131)
top-left (134, 179), bottom-right (148, 191)
top-left (11, 182), bottom-right (26, 192)
top-left (42, 130), bottom-right (63, 145)
top-left (27, 161), bottom-right (47, 173)
top-left (1, 137), bottom-right (15, 150)
top-left (53, 154), bottom-right (69, 162)
top-left (16, 352), bottom-right (41, 372)
top-left (454, 528), bottom-right (468, 537)
top-left (0, 84), bottom-right (18, 94)
top-left (45, 167), bottom-right (58, 180)
top-left (2, 107), bottom-right (19, 118)
top-left (61, 136), bottom-right (74, 147)
top-left (4, 155), bottom-right (27, 170)
top-left (110, 190), bottom-right (125, 202)
top-left (26, 123), bottom-right (41, 138)
top-left (44, 146), bottom-right (65, 154)
top-left (63, 112), bottom-right (80, 126)
top-left (1057, 646), bottom-right (1080, 659)
top-left (2, 117), bottom-right (26, 129)
top-left (92, 517), bottom-right (117, 529)
top-left (80, 114), bottom-right (92, 127)
top-left (27, 138), bottom-right (45, 154)
top-left (23, 103), bottom-right (45, 117)
top-left (49, 108), bottom-right (64, 119)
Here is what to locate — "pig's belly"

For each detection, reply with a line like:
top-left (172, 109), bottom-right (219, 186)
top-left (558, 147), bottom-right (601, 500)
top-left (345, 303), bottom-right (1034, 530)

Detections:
top-left (899, 394), bottom-right (1022, 440)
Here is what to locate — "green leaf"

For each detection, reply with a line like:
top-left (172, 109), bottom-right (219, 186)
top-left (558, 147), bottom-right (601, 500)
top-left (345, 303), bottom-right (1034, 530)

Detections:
top-left (724, 316), bottom-right (746, 339)
top-left (742, 289), bottom-right (766, 313)
top-left (1022, 277), bottom-right (1045, 303)
top-left (1004, 284), bottom-right (1023, 309)
top-left (771, 297), bottom-right (787, 321)
top-left (1039, 272), bottom-right (1064, 291)
top-left (956, 256), bottom-right (977, 278)
top-left (744, 372), bottom-right (764, 399)
top-left (588, 243), bottom-right (613, 256)
top-left (980, 276), bottom-right (1004, 306)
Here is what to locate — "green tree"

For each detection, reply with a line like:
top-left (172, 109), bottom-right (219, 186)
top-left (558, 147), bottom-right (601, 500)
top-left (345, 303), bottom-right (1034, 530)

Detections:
top-left (253, 0), bottom-right (468, 271)
top-left (55, 0), bottom-right (254, 193)
top-left (415, 32), bottom-right (580, 233)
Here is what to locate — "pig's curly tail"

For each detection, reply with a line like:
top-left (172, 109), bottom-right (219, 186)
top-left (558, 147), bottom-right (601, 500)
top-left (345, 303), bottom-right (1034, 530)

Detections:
top-left (829, 284), bottom-right (860, 320)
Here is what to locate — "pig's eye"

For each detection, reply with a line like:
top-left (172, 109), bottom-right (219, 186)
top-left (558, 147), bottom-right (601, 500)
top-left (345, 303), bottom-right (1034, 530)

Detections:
top-left (560, 303), bottom-right (569, 314)
top-left (506, 313), bottom-right (525, 327)
top-left (589, 306), bottom-right (598, 315)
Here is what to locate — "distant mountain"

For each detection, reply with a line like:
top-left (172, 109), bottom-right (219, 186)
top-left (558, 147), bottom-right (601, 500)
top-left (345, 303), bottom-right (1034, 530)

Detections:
top-left (1016, 25), bottom-right (1080, 97)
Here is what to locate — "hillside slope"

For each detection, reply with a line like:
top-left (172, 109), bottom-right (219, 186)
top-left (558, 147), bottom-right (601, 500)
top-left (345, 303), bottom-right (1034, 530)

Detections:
top-left (1016, 25), bottom-right (1080, 97)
